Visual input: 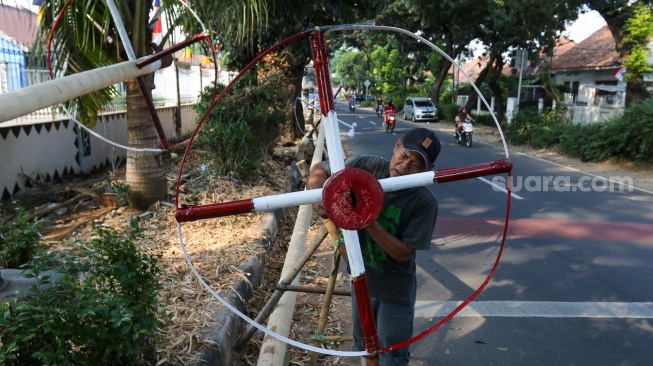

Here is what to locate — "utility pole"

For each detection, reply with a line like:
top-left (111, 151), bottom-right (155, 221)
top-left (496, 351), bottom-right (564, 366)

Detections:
top-left (516, 49), bottom-right (526, 110)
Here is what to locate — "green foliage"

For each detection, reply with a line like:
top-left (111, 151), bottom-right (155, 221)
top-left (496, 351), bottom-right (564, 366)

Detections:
top-left (193, 74), bottom-right (285, 179)
top-left (336, 51), bottom-right (367, 92)
top-left (360, 100), bottom-right (374, 107)
top-left (0, 221), bottom-right (163, 365)
top-left (623, 2), bottom-right (653, 87)
top-left (473, 113), bottom-right (498, 127)
top-left (106, 178), bottom-right (130, 202)
top-left (0, 202), bottom-right (44, 269)
top-left (438, 103), bottom-right (461, 122)
top-left (505, 108), bottom-right (566, 148)
top-left (559, 99), bottom-right (653, 162)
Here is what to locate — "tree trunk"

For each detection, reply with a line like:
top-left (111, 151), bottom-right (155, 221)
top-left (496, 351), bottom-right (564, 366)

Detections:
top-left (280, 56), bottom-right (307, 144)
top-left (125, 78), bottom-right (167, 209)
top-left (428, 33), bottom-right (457, 105)
top-left (486, 56), bottom-right (506, 122)
top-left (464, 55), bottom-right (493, 112)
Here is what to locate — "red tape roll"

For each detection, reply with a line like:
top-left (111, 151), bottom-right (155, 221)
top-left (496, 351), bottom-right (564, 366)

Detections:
top-left (322, 168), bottom-right (384, 230)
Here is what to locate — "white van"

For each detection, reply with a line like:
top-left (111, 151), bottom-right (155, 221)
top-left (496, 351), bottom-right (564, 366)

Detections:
top-left (403, 97), bottom-right (438, 122)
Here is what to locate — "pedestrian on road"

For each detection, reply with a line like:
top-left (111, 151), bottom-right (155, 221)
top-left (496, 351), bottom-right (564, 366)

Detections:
top-left (308, 128), bottom-right (441, 366)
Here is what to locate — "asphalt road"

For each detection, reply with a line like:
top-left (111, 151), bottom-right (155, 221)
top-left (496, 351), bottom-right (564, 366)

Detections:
top-left (333, 100), bottom-right (653, 365)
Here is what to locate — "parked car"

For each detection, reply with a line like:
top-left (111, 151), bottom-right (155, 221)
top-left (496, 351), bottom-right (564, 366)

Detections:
top-left (354, 93), bottom-right (366, 102)
top-left (403, 97), bottom-right (438, 122)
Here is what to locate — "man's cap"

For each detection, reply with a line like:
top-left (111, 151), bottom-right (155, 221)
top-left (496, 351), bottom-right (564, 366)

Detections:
top-left (401, 128), bottom-right (441, 168)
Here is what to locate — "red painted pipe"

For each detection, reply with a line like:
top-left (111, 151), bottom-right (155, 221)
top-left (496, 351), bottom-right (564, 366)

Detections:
top-left (175, 199), bottom-right (254, 222)
top-left (137, 76), bottom-right (170, 150)
top-left (352, 274), bottom-right (379, 354)
top-left (136, 32), bottom-right (209, 69)
top-left (435, 158), bottom-right (512, 183)
top-left (309, 32), bottom-right (336, 117)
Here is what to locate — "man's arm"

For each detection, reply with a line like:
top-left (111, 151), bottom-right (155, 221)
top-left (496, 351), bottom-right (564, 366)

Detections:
top-left (365, 222), bottom-right (416, 262)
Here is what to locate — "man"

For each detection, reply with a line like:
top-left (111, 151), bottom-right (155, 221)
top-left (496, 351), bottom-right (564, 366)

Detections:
top-left (308, 128), bottom-right (441, 366)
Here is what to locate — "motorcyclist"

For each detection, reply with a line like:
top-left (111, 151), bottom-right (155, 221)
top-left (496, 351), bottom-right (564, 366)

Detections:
top-left (383, 98), bottom-right (395, 112)
top-left (376, 97), bottom-right (384, 114)
top-left (454, 106), bottom-right (470, 135)
top-left (349, 95), bottom-right (356, 113)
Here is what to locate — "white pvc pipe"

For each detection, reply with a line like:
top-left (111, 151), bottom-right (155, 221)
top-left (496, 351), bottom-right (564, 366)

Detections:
top-left (0, 59), bottom-right (163, 123)
top-left (106, 0), bottom-right (136, 60)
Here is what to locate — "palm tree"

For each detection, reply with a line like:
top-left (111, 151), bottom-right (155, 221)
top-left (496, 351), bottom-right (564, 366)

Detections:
top-left (33, 0), bottom-right (192, 209)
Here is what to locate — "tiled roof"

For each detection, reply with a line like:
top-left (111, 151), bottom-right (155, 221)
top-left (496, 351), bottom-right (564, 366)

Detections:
top-left (552, 25), bottom-right (620, 70)
top-left (0, 5), bottom-right (38, 50)
top-left (451, 55), bottom-right (513, 84)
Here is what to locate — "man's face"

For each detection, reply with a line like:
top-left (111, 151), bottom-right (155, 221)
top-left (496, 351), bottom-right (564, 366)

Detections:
top-left (389, 140), bottom-right (428, 177)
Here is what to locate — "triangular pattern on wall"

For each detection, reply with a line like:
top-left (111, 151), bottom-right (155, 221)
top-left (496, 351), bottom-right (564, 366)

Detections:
top-left (75, 151), bottom-right (80, 165)
top-left (73, 124), bottom-right (78, 135)
top-left (62, 166), bottom-right (69, 176)
top-left (34, 124), bottom-right (43, 134)
top-left (12, 182), bottom-right (20, 196)
top-left (23, 125), bottom-right (32, 136)
top-left (62, 120), bottom-right (69, 129)
top-left (0, 128), bottom-right (9, 140)
top-left (45, 172), bottom-right (51, 182)
top-left (54, 121), bottom-right (61, 131)
top-left (53, 169), bottom-right (61, 181)
top-left (11, 126), bottom-right (21, 138)
top-left (45, 122), bottom-right (52, 132)
top-left (2, 187), bottom-right (11, 201)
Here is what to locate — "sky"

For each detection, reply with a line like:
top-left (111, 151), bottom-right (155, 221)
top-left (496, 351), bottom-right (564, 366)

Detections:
top-left (562, 9), bottom-right (607, 43)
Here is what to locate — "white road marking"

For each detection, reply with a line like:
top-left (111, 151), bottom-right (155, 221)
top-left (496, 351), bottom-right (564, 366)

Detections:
top-left (414, 301), bottom-right (653, 319)
top-left (477, 177), bottom-right (524, 200)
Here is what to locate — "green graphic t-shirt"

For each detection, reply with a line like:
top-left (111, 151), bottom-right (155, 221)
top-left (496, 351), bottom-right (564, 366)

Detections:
top-left (345, 156), bottom-right (438, 306)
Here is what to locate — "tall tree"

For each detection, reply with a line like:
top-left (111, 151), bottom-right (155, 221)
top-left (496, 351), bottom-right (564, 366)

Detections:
top-left (194, 0), bottom-right (378, 142)
top-left (459, 0), bottom-right (580, 120)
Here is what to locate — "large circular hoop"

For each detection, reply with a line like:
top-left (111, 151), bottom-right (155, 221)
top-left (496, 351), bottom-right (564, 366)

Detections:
top-left (174, 24), bottom-right (514, 357)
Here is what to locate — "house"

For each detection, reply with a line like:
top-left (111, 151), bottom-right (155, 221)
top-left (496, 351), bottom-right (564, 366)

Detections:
top-left (551, 25), bottom-right (625, 122)
top-left (0, 5), bottom-right (39, 92)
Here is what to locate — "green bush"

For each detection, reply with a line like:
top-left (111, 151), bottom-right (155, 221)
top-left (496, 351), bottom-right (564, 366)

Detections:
top-left (0, 202), bottom-right (44, 269)
top-left (559, 99), bottom-right (653, 163)
top-left (473, 113), bottom-right (498, 127)
top-left (0, 221), bottom-right (164, 365)
top-left (194, 73), bottom-right (285, 179)
top-left (505, 108), bottom-right (566, 147)
top-left (360, 100), bottom-right (374, 108)
top-left (438, 103), bottom-right (460, 122)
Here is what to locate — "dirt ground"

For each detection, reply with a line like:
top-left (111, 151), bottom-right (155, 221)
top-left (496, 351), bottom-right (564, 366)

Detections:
top-left (4, 121), bottom-right (652, 365)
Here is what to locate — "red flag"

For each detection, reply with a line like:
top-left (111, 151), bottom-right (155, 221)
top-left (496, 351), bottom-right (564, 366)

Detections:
top-left (152, 0), bottom-right (162, 45)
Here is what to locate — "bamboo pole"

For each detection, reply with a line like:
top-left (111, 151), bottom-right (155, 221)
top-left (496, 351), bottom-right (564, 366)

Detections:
top-left (256, 123), bottom-right (327, 366)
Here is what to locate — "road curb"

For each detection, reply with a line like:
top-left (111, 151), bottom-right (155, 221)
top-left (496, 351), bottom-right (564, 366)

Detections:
top-left (198, 208), bottom-right (284, 366)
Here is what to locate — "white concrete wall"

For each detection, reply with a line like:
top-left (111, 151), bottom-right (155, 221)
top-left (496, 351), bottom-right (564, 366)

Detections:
top-left (1, 106), bottom-right (197, 200)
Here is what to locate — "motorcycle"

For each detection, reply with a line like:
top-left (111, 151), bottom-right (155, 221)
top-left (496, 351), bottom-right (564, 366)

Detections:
top-left (454, 118), bottom-right (473, 147)
top-left (349, 101), bottom-right (356, 114)
top-left (383, 108), bottom-right (397, 133)
top-left (376, 103), bottom-right (383, 117)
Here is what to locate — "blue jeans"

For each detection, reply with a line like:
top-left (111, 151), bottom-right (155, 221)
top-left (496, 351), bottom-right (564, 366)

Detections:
top-left (351, 290), bottom-right (414, 366)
